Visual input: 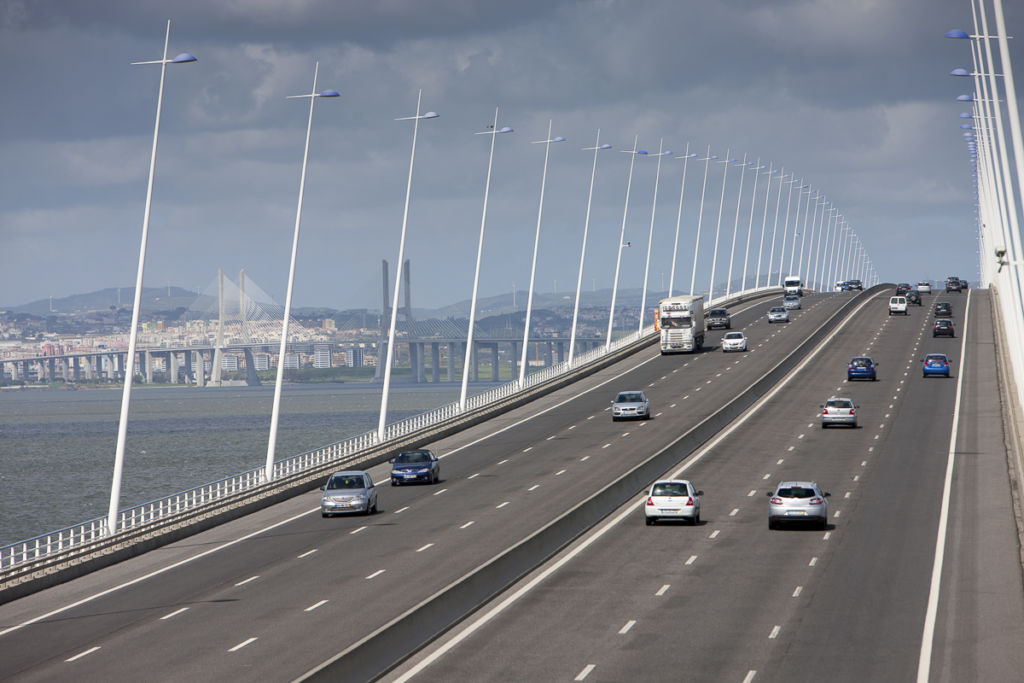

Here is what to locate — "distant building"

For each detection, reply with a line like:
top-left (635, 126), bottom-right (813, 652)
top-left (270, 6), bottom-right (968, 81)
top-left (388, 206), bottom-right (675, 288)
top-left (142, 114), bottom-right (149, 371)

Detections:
top-left (221, 355), bottom-right (239, 372)
top-left (283, 352), bottom-right (301, 370)
top-left (313, 344), bottom-right (332, 368)
top-left (254, 353), bottom-right (271, 371)
top-left (347, 347), bottom-right (364, 368)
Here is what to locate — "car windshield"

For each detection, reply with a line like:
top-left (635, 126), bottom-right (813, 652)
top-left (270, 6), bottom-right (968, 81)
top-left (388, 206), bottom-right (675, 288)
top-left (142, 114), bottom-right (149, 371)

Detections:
top-left (777, 486), bottom-right (816, 499)
top-left (616, 393), bottom-right (644, 403)
top-left (327, 476), bottom-right (365, 490)
top-left (394, 451), bottom-right (431, 464)
top-left (652, 482), bottom-right (689, 497)
top-left (771, 307), bottom-right (785, 313)
top-left (725, 332), bottom-right (743, 339)
top-left (710, 309), bottom-right (727, 316)
top-left (661, 317), bottom-right (692, 328)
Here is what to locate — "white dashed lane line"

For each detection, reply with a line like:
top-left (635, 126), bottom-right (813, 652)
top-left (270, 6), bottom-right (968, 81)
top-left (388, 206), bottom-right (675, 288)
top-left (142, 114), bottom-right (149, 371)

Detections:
top-left (228, 637), bottom-right (257, 652)
top-left (416, 543), bottom-right (434, 552)
top-left (394, 506), bottom-right (409, 514)
top-left (619, 620), bottom-right (637, 635)
top-left (66, 646), bottom-right (101, 662)
top-left (793, 586), bottom-right (803, 597)
top-left (366, 569), bottom-right (386, 580)
top-left (235, 576), bottom-right (259, 587)
top-left (160, 607), bottom-right (189, 620)
top-left (528, 485), bottom-right (540, 491)
top-left (305, 600), bottom-right (328, 612)
top-left (497, 502), bottom-right (510, 509)
top-left (460, 521), bottom-right (475, 529)
top-left (297, 548), bottom-right (318, 558)
top-left (575, 664), bottom-right (596, 681)
top-left (350, 526), bottom-right (366, 535)
top-left (656, 584), bottom-right (670, 596)
top-left (730, 508), bottom-right (739, 516)
top-left (686, 555), bottom-right (698, 565)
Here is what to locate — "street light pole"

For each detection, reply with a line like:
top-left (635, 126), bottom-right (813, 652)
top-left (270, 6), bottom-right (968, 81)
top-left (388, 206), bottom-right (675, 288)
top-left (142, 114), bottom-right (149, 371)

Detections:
top-left (744, 160), bottom-right (768, 292)
top-left (265, 63), bottom-right (339, 482)
top-left (708, 152), bottom-right (737, 303)
top-left (519, 121), bottom-right (565, 386)
top-left (689, 146), bottom-right (716, 295)
top-left (784, 181), bottom-right (806, 283)
top-left (764, 171), bottom-right (787, 287)
top-left (668, 146), bottom-right (696, 296)
top-left (639, 141), bottom-right (671, 333)
top-left (569, 132), bottom-right (612, 365)
top-left (377, 92), bottom-right (438, 441)
top-left (460, 110), bottom-right (513, 410)
top-left (108, 21), bottom-right (195, 536)
top-left (725, 154), bottom-right (751, 298)
top-left (606, 136), bottom-right (643, 349)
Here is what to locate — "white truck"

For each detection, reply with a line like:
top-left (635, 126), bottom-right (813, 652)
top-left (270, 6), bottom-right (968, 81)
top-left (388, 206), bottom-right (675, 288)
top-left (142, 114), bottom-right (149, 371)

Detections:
top-left (656, 295), bottom-right (705, 354)
top-left (784, 275), bottom-right (803, 297)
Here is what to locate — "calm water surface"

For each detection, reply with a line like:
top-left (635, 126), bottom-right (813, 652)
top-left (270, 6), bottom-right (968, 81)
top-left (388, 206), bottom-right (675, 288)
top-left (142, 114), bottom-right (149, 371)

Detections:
top-left (0, 381), bottom-right (475, 546)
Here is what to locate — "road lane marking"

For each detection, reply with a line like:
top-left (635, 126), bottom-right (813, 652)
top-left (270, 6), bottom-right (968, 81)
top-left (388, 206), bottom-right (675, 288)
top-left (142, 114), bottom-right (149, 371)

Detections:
top-left (602, 444), bottom-right (611, 449)
top-left (621, 432), bottom-right (630, 437)
top-left (66, 646), bottom-right (101, 662)
top-left (528, 485), bottom-right (540, 491)
top-left (433, 488), bottom-right (448, 496)
top-left (788, 446), bottom-right (795, 451)
top-left (468, 473), bottom-right (480, 479)
top-left (575, 665), bottom-right (595, 681)
top-left (619, 620), bottom-right (636, 634)
top-left (777, 458), bottom-right (785, 464)
top-left (655, 412), bottom-right (663, 417)
top-left (685, 555), bottom-right (697, 565)
top-left (350, 527), bottom-right (366, 535)
top-left (747, 490), bottom-right (757, 496)
top-left (160, 607), bottom-right (189, 620)
top-left (498, 459), bottom-right (509, 464)
top-left (769, 625), bottom-right (781, 639)
top-left (229, 637), bottom-right (257, 652)
top-left (416, 543), bottom-right (434, 552)
top-left (730, 508), bottom-right (739, 516)
top-left (395, 506), bottom-right (409, 514)
top-left (555, 469), bottom-right (566, 476)
top-left (569, 425), bottom-right (576, 430)
top-left (793, 586), bottom-right (803, 597)
top-left (297, 548), bottom-right (318, 558)
top-left (656, 584), bottom-right (670, 596)
top-left (366, 570), bottom-right (385, 579)
top-left (762, 473), bottom-right (771, 480)
top-left (305, 600), bottom-right (328, 612)
top-left (809, 557), bottom-right (818, 566)
top-left (709, 530), bottom-right (720, 539)
top-left (523, 447), bottom-right (533, 452)
top-left (497, 502), bottom-right (510, 509)
top-left (824, 532), bottom-right (832, 540)
top-left (460, 521), bottom-right (475, 529)
top-left (844, 492), bottom-right (851, 499)
top-left (546, 435), bottom-right (557, 441)
top-left (235, 576), bottom-right (259, 587)
top-left (581, 455), bottom-right (590, 461)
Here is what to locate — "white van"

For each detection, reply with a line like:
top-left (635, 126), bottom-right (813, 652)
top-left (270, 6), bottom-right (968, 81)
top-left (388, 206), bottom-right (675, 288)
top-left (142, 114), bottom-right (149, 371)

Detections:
top-left (888, 296), bottom-right (908, 316)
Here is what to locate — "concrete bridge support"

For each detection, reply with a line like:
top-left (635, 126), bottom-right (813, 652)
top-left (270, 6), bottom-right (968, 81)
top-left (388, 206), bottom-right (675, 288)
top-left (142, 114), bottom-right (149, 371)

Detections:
top-left (431, 343), bottom-right (441, 383)
top-left (145, 350), bottom-right (153, 384)
top-left (447, 343), bottom-right (458, 382)
top-left (491, 343), bottom-right (500, 381)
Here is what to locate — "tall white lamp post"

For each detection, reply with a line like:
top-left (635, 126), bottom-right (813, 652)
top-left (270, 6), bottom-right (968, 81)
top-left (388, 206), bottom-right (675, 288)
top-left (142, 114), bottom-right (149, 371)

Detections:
top-left (377, 92), bottom-right (438, 441)
top-left (638, 141), bottom-right (671, 333)
top-left (108, 22), bottom-right (196, 536)
top-left (460, 111), bottom-right (513, 410)
top-left (741, 160), bottom-right (766, 293)
top-left (689, 147), bottom-right (717, 295)
top-left (707, 152), bottom-right (737, 303)
top-left (568, 133), bottom-right (612, 365)
top-left (726, 155), bottom-right (754, 297)
top-left (519, 122), bottom-right (565, 386)
top-left (265, 64), bottom-right (339, 482)
top-left (606, 136), bottom-right (644, 349)
top-left (668, 146), bottom-right (697, 296)
top-left (764, 171), bottom-right (787, 287)
top-left (778, 177), bottom-right (800, 285)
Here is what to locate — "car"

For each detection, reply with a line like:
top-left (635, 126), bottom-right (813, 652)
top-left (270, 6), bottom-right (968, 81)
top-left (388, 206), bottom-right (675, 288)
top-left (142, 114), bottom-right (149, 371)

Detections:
top-left (389, 449), bottom-right (440, 485)
top-left (706, 308), bottom-right (731, 330)
top-left (847, 356), bottom-right (878, 381)
top-left (821, 396), bottom-right (858, 428)
top-left (934, 301), bottom-right (953, 317)
top-left (917, 281), bottom-right (932, 294)
top-left (896, 283), bottom-right (912, 295)
top-left (645, 479), bottom-right (702, 525)
top-left (320, 471), bottom-right (378, 517)
top-left (783, 295), bottom-right (802, 310)
top-left (612, 390), bottom-right (650, 421)
top-left (946, 277), bottom-right (962, 292)
top-left (721, 330), bottom-right (748, 352)
top-left (933, 319), bottom-right (955, 338)
top-left (834, 280), bottom-right (850, 292)
top-left (768, 481), bottom-right (830, 530)
top-left (922, 353), bottom-right (951, 377)
top-left (848, 279), bottom-right (863, 291)
top-left (888, 296), bottom-right (908, 315)
top-left (768, 306), bottom-right (790, 323)
top-left (906, 290), bottom-right (921, 306)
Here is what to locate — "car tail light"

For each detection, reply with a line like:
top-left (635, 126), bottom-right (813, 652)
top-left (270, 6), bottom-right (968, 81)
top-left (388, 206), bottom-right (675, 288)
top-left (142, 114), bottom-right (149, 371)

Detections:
top-left (686, 497), bottom-right (694, 506)
top-left (823, 408), bottom-right (828, 415)
top-left (849, 408), bottom-right (855, 415)
top-left (810, 497), bottom-right (823, 505)
top-left (770, 497), bottom-right (783, 505)
top-left (646, 497), bottom-right (654, 506)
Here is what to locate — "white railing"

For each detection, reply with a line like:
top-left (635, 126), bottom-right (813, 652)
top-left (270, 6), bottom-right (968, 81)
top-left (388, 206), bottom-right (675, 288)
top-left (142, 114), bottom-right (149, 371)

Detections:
top-left (0, 288), bottom-right (772, 575)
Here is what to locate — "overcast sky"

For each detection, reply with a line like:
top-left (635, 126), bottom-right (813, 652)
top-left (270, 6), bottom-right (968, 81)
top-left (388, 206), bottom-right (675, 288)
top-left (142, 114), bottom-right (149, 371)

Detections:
top-left (0, 0), bottom-right (1010, 312)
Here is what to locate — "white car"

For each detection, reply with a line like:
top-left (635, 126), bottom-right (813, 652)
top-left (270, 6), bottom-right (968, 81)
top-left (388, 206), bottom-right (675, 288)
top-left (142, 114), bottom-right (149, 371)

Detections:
top-left (645, 479), bottom-right (702, 525)
top-left (917, 281), bottom-right (932, 294)
top-left (721, 331), bottom-right (747, 352)
top-left (768, 306), bottom-right (789, 323)
top-left (888, 296), bottom-right (908, 316)
top-left (612, 390), bottom-right (650, 421)
top-left (783, 295), bottom-right (802, 310)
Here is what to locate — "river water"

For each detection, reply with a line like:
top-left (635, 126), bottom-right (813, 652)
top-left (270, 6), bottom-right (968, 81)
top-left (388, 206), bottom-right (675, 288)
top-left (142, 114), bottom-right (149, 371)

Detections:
top-left (0, 382), bottom-right (472, 547)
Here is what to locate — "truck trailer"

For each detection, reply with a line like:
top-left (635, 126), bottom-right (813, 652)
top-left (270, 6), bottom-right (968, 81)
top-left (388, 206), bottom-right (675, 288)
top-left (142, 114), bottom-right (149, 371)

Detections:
top-left (656, 295), bottom-right (705, 354)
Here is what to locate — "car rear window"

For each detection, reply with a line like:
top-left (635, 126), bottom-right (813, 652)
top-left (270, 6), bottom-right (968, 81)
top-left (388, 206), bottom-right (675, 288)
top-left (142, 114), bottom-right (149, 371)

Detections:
top-left (826, 400), bottom-right (852, 408)
top-left (777, 487), bottom-right (816, 498)
top-left (652, 483), bottom-right (689, 497)
top-left (851, 359), bottom-right (870, 367)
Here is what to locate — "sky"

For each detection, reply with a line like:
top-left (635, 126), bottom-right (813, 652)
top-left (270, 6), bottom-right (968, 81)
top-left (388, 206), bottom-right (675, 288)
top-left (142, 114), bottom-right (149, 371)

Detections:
top-left (0, 0), bottom-right (1010, 312)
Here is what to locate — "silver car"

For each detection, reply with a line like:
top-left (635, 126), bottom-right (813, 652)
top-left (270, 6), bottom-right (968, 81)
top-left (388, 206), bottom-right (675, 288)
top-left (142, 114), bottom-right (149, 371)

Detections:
top-left (320, 471), bottom-right (378, 517)
top-left (721, 331), bottom-right (747, 352)
top-left (612, 391), bottom-right (650, 421)
top-left (783, 295), bottom-right (802, 310)
top-left (821, 397), bottom-right (857, 428)
top-left (768, 306), bottom-right (789, 323)
top-left (768, 480), bottom-right (830, 530)
top-left (645, 479), bottom-right (702, 525)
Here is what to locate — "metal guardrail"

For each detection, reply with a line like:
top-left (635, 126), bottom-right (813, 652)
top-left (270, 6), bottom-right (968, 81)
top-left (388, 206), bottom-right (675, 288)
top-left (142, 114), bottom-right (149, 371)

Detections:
top-left (0, 288), bottom-right (776, 575)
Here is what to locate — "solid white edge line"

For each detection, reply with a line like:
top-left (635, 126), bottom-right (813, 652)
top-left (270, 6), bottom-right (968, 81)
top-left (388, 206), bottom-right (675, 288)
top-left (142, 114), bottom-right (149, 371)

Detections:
top-left (393, 293), bottom-right (881, 681)
top-left (917, 289), bottom-right (972, 683)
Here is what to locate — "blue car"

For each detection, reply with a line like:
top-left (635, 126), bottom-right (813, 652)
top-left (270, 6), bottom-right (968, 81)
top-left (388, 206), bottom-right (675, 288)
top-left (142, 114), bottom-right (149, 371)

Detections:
top-left (847, 357), bottom-right (877, 381)
top-left (922, 354), bottom-right (951, 378)
top-left (390, 449), bottom-right (440, 485)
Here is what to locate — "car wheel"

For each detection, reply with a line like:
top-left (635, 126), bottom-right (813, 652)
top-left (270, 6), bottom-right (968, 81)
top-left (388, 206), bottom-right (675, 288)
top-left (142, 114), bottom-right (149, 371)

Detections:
top-left (694, 512), bottom-right (701, 525)
top-left (645, 517), bottom-right (655, 526)
top-left (819, 518), bottom-right (828, 530)
top-left (769, 519), bottom-right (777, 530)
top-left (390, 480), bottom-right (396, 486)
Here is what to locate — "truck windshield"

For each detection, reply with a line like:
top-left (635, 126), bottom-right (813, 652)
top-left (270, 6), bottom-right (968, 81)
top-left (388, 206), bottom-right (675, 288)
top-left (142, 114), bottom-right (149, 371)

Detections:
top-left (661, 317), bottom-right (692, 328)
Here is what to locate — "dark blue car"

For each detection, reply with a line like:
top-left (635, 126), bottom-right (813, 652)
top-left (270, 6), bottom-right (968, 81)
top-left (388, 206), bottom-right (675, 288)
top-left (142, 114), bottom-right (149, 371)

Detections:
top-left (390, 449), bottom-right (440, 485)
top-left (847, 356), bottom-right (877, 381)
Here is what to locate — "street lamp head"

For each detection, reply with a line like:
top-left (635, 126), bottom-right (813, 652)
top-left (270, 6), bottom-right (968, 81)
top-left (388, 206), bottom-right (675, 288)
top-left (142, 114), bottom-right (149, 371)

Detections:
top-left (583, 143), bottom-right (613, 151)
top-left (423, 112), bottom-right (440, 119)
top-left (475, 125), bottom-right (514, 135)
top-left (950, 68), bottom-right (970, 77)
top-left (959, 113), bottom-right (973, 118)
top-left (945, 29), bottom-right (970, 39)
top-left (395, 110), bottom-right (440, 121)
top-left (171, 53), bottom-right (197, 63)
top-left (318, 89), bottom-right (340, 98)
top-left (960, 124), bottom-right (973, 130)
top-left (531, 135), bottom-right (567, 144)
top-left (956, 94), bottom-right (974, 101)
